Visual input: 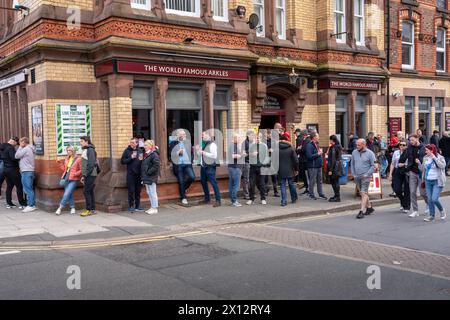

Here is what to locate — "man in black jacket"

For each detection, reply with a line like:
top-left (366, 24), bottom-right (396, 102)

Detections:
top-left (297, 130), bottom-right (310, 195)
top-left (0, 137), bottom-right (26, 209)
top-left (439, 131), bottom-right (450, 176)
top-left (121, 138), bottom-right (144, 212)
top-left (406, 134), bottom-right (428, 217)
top-left (278, 135), bottom-right (299, 206)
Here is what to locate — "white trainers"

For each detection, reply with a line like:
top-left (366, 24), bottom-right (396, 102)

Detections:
top-left (22, 206), bottom-right (37, 213)
top-left (422, 209), bottom-right (430, 216)
top-left (232, 202), bottom-right (242, 207)
top-left (246, 200), bottom-right (253, 205)
top-left (181, 199), bottom-right (188, 205)
top-left (402, 209), bottom-right (410, 214)
top-left (440, 209), bottom-right (447, 220)
top-left (409, 211), bottom-right (418, 218)
top-left (70, 208), bottom-right (76, 215)
top-left (261, 200), bottom-right (267, 205)
top-left (55, 206), bottom-right (62, 215)
top-left (146, 208), bottom-right (158, 215)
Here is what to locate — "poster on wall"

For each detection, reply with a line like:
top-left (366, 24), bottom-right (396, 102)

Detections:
top-left (31, 105), bottom-right (44, 155)
top-left (446, 112), bottom-right (450, 131)
top-left (389, 117), bottom-right (402, 137)
top-left (307, 124), bottom-right (319, 133)
top-left (55, 104), bottom-right (91, 156)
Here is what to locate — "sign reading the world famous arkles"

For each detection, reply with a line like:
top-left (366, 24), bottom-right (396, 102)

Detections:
top-left (55, 104), bottom-right (91, 156)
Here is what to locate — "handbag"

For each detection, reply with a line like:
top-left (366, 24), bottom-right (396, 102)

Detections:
top-left (335, 159), bottom-right (345, 177)
top-left (59, 172), bottom-right (69, 187)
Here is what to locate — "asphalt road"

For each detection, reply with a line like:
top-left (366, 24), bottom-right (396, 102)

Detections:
top-left (1, 197), bottom-right (450, 300)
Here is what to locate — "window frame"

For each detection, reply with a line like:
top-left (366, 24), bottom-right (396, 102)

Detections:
top-left (253, 0), bottom-right (265, 37)
top-left (275, 0), bottom-right (286, 40)
top-left (402, 21), bottom-right (415, 70)
top-left (132, 84), bottom-right (155, 140)
top-left (164, 0), bottom-right (201, 18)
top-left (437, 0), bottom-right (447, 11)
top-left (212, 0), bottom-right (229, 22)
top-left (130, 0), bottom-right (152, 10)
top-left (354, 0), bottom-right (365, 46)
top-left (334, 0), bottom-right (346, 43)
top-left (437, 27), bottom-right (446, 72)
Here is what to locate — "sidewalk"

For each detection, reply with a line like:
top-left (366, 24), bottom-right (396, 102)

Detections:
top-left (1, 180), bottom-right (449, 245)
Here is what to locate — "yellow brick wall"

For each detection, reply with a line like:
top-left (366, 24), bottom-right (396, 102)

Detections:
top-left (28, 99), bottom-right (110, 160)
top-left (317, 0), bottom-right (334, 34)
top-left (109, 97), bottom-right (133, 159)
top-left (366, 2), bottom-right (384, 51)
top-left (30, 62), bottom-right (96, 84)
top-left (289, 0), bottom-right (317, 41)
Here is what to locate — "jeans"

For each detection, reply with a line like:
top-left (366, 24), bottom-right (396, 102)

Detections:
top-left (228, 167), bottom-right (242, 204)
top-left (445, 156), bottom-right (450, 173)
top-left (241, 163), bottom-right (250, 199)
top-left (392, 170), bottom-right (410, 210)
top-left (200, 166), bottom-right (221, 202)
top-left (21, 171), bottom-right (35, 207)
top-left (144, 183), bottom-right (158, 208)
top-left (4, 168), bottom-right (26, 206)
top-left (307, 167), bottom-right (324, 197)
top-left (127, 172), bottom-right (142, 208)
top-left (83, 175), bottom-right (96, 211)
top-left (60, 180), bottom-right (78, 208)
top-left (249, 166), bottom-right (266, 201)
top-left (280, 177), bottom-right (298, 205)
top-left (425, 179), bottom-right (443, 218)
top-left (408, 172), bottom-right (428, 212)
top-left (176, 164), bottom-right (195, 200)
top-left (330, 176), bottom-right (340, 199)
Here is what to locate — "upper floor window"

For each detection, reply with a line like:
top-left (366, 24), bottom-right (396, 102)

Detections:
top-left (212, 0), bottom-right (228, 22)
top-left (253, 0), bottom-right (265, 37)
top-left (437, 28), bottom-right (446, 71)
top-left (354, 0), bottom-right (364, 45)
top-left (275, 0), bottom-right (286, 40)
top-left (131, 0), bottom-right (151, 10)
top-left (402, 21), bottom-right (414, 69)
top-left (165, 0), bottom-right (201, 17)
top-left (334, 0), bottom-right (346, 43)
top-left (437, 0), bottom-right (447, 10)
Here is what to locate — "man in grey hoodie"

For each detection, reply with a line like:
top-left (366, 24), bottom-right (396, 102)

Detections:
top-left (15, 137), bottom-right (36, 212)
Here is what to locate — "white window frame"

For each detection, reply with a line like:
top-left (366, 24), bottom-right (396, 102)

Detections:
top-left (402, 21), bottom-right (415, 70)
top-left (253, 0), bottom-right (265, 37)
top-left (334, 0), bottom-right (346, 43)
top-left (275, 0), bottom-right (286, 40)
top-left (212, 0), bottom-right (228, 22)
top-left (354, 0), bottom-right (365, 45)
top-left (164, 0), bottom-right (201, 17)
top-left (437, 28), bottom-right (446, 72)
top-left (437, 0), bottom-right (447, 10)
top-left (130, 0), bottom-right (151, 10)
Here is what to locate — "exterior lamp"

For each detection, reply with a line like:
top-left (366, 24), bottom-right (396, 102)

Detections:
top-left (289, 67), bottom-right (299, 85)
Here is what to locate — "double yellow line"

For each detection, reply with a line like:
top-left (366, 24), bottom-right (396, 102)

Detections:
top-left (0, 230), bottom-right (212, 251)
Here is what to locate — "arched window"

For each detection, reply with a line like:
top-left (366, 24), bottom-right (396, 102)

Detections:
top-left (436, 27), bottom-right (446, 72)
top-left (402, 21), bottom-right (414, 69)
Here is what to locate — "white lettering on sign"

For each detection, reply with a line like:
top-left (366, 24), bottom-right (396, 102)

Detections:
top-left (0, 70), bottom-right (26, 90)
top-left (330, 80), bottom-right (378, 90)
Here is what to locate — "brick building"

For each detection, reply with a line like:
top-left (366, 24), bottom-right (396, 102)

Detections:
top-left (0, 0), bottom-right (387, 211)
top-left (388, 0), bottom-right (450, 137)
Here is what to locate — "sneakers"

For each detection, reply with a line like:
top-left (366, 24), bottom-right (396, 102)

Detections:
top-left (356, 211), bottom-right (365, 219)
top-left (213, 201), bottom-right (221, 207)
top-left (424, 216), bottom-right (435, 222)
top-left (273, 193), bottom-right (280, 198)
top-left (181, 198), bottom-right (188, 205)
top-left (365, 207), bottom-right (375, 215)
top-left (146, 208), bottom-right (158, 215)
top-left (281, 203), bottom-right (287, 207)
top-left (261, 200), bottom-right (267, 205)
top-left (402, 208), bottom-right (410, 214)
top-left (70, 208), bottom-right (76, 214)
top-left (231, 202), bottom-right (242, 207)
top-left (135, 207), bottom-right (145, 212)
top-left (5, 204), bottom-right (15, 209)
top-left (440, 209), bottom-right (447, 220)
top-left (423, 209), bottom-right (430, 216)
top-left (128, 207), bottom-right (135, 213)
top-left (409, 211), bottom-right (419, 218)
top-left (329, 197), bottom-right (341, 202)
top-left (309, 195), bottom-right (317, 200)
top-left (80, 210), bottom-right (92, 217)
top-left (55, 206), bottom-right (62, 215)
top-left (318, 195), bottom-right (327, 200)
top-left (246, 200), bottom-right (253, 205)
top-left (22, 206), bottom-right (37, 213)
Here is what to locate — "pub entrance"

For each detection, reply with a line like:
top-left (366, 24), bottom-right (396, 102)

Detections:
top-left (260, 95), bottom-right (286, 130)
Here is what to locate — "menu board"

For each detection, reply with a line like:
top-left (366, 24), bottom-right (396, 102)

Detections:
top-left (55, 104), bottom-right (91, 155)
top-left (31, 105), bottom-right (44, 155)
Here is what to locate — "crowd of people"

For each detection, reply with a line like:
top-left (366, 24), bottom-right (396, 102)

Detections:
top-left (0, 125), bottom-right (449, 221)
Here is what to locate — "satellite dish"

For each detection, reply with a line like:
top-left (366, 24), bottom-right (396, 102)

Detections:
top-left (248, 13), bottom-right (259, 30)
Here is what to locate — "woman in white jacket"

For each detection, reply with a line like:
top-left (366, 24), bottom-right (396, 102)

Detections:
top-left (418, 144), bottom-right (447, 222)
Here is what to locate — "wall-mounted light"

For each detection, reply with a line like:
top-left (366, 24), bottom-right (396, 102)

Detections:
top-left (236, 6), bottom-right (246, 18)
top-left (289, 67), bottom-right (299, 85)
top-left (392, 92), bottom-right (400, 98)
top-left (396, 30), bottom-right (402, 38)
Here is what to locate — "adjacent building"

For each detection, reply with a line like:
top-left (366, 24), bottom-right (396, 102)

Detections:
top-left (0, 0), bottom-right (387, 210)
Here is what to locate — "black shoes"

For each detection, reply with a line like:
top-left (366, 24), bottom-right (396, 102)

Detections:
top-left (309, 195), bottom-right (317, 200)
top-left (356, 211), bottom-right (365, 219)
top-left (273, 193), bottom-right (280, 197)
top-left (365, 207), bottom-right (375, 215)
top-left (329, 197), bottom-right (341, 202)
top-left (213, 201), bottom-right (221, 207)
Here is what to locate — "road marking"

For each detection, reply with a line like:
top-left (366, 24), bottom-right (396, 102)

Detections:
top-left (0, 250), bottom-right (21, 255)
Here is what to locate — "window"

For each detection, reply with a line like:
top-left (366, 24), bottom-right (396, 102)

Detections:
top-left (253, 0), bottom-right (265, 37)
top-left (334, 0), bottom-right (346, 43)
top-left (354, 0), bottom-right (364, 45)
top-left (405, 96), bottom-right (415, 135)
top-left (165, 0), bottom-right (200, 17)
top-left (132, 85), bottom-right (154, 139)
top-left (437, 0), bottom-right (446, 10)
top-left (335, 95), bottom-right (348, 147)
top-left (419, 97), bottom-right (431, 111)
top-left (437, 28), bottom-right (446, 72)
top-left (214, 88), bottom-right (230, 163)
top-left (275, 0), bottom-right (286, 40)
top-left (402, 21), bottom-right (414, 69)
top-left (212, 0), bottom-right (228, 21)
top-left (130, 0), bottom-right (151, 10)
top-left (419, 97), bottom-right (431, 137)
top-left (435, 97), bottom-right (444, 132)
top-left (355, 95), bottom-right (366, 139)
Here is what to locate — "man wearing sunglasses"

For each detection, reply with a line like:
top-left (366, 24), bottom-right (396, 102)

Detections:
top-left (389, 140), bottom-right (410, 213)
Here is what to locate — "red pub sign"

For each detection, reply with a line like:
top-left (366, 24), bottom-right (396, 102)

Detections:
top-left (389, 117), bottom-right (402, 136)
top-left (95, 60), bottom-right (248, 81)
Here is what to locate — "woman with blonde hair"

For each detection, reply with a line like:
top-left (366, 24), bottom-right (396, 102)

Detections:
top-left (55, 145), bottom-right (82, 215)
top-left (141, 140), bottom-right (160, 214)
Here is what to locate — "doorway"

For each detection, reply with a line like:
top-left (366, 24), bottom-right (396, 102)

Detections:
top-left (260, 110), bottom-right (286, 130)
